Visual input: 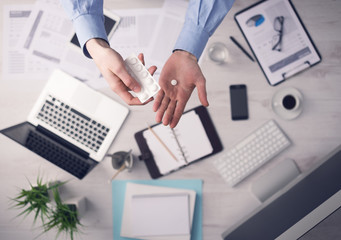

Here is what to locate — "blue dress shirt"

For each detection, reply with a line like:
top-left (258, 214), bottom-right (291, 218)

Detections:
top-left (60, 0), bottom-right (234, 59)
top-left (174, 0), bottom-right (234, 60)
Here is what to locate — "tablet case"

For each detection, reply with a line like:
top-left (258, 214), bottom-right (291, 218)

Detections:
top-left (134, 106), bottom-right (222, 179)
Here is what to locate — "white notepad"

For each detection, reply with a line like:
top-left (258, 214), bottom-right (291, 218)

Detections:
top-left (121, 183), bottom-right (196, 240)
top-left (143, 111), bottom-right (213, 174)
top-left (131, 193), bottom-right (190, 236)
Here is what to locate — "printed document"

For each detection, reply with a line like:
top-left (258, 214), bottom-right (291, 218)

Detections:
top-left (2, 4), bottom-right (51, 81)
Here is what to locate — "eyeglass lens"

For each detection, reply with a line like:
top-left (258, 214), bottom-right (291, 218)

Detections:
top-left (272, 16), bottom-right (284, 51)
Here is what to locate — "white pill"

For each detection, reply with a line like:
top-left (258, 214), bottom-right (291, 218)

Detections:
top-left (139, 71), bottom-right (148, 78)
top-left (127, 57), bottom-right (137, 65)
top-left (145, 77), bottom-right (154, 85)
top-left (171, 79), bottom-right (178, 86)
top-left (151, 84), bottom-right (159, 91)
top-left (134, 64), bottom-right (143, 71)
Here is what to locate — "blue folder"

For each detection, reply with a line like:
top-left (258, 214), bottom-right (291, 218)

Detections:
top-left (112, 179), bottom-right (203, 240)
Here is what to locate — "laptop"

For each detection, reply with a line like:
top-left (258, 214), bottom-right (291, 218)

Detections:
top-left (1, 69), bottom-right (129, 179)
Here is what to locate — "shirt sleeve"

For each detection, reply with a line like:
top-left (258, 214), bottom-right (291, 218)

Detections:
top-left (174, 0), bottom-right (235, 60)
top-left (60, 0), bottom-right (107, 58)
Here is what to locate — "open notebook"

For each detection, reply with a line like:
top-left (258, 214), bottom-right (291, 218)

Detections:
top-left (135, 106), bottom-right (222, 178)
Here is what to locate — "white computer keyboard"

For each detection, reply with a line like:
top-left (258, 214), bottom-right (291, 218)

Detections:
top-left (213, 120), bottom-right (291, 187)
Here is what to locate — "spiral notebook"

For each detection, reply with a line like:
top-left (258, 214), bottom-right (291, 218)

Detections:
top-left (135, 106), bottom-right (222, 178)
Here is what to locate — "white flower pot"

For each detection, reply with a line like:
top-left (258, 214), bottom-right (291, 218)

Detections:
top-left (64, 196), bottom-right (87, 220)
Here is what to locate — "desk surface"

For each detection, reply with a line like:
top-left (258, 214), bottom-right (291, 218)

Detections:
top-left (1, 0), bottom-right (341, 239)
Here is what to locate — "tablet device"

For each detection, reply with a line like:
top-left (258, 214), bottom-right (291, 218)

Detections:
top-left (234, 0), bottom-right (321, 86)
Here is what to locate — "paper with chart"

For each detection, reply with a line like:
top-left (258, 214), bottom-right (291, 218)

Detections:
top-left (143, 110), bottom-right (213, 175)
top-left (4, 0), bottom-right (189, 89)
top-left (18, 0), bottom-right (102, 86)
top-left (110, 0), bottom-right (188, 81)
top-left (109, 8), bottom-right (160, 67)
top-left (235, 0), bottom-right (321, 85)
top-left (2, 4), bottom-right (51, 81)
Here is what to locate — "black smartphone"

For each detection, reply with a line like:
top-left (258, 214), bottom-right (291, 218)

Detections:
top-left (229, 84), bottom-right (249, 120)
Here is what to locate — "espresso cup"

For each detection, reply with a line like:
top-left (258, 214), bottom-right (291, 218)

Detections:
top-left (272, 87), bottom-right (303, 120)
top-left (282, 94), bottom-right (300, 111)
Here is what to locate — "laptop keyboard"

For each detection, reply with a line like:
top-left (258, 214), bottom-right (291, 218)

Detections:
top-left (36, 95), bottom-right (110, 152)
top-left (25, 130), bottom-right (97, 179)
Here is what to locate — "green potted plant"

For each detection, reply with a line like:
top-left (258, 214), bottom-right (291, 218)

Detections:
top-left (10, 176), bottom-right (63, 225)
top-left (43, 188), bottom-right (84, 240)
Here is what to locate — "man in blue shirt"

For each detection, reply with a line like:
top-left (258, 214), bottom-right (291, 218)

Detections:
top-left (60, 0), bottom-right (234, 128)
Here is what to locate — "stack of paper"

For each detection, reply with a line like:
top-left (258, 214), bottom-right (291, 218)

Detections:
top-left (120, 183), bottom-right (197, 240)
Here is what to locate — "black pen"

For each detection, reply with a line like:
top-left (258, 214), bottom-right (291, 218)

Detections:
top-left (230, 36), bottom-right (255, 62)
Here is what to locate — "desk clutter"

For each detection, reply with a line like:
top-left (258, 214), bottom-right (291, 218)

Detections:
top-left (112, 179), bottom-right (202, 240)
top-left (3, 0), bottom-right (334, 239)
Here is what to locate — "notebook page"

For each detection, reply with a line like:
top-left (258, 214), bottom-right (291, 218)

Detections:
top-left (143, 110), bottom-right (213, 174)
top-left (173, 111), bottom-right (213, 162)
top-left (120, 182), bottom-right (196, 240)
top-left (131, 193), bottom-right (190, 236)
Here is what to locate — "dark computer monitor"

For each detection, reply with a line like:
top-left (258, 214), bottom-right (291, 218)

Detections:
top-left (222, 145), bottom-right (341, 240)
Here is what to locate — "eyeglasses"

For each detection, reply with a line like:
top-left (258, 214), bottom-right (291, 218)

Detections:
top-left (272, 16), bottom-right (284, 51)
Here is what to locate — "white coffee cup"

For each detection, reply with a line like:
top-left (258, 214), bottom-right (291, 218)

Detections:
top-left (272, 87), bottom-right (303, 120)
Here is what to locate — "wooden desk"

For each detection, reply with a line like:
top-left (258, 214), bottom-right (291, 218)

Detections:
top-left (1, 0), bottom-right (340, 239)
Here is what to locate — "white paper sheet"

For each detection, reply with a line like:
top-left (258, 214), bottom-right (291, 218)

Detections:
top-left (131, 193), bottom-right (190, 236)
top-left (2, 4), bottom-right (52, 81)
top-left (121, 183), bottom-right (196, 240)
top-left (109, 8), bottom-right (160, 62)
top-left (147, 0), bottom-right (189, 74)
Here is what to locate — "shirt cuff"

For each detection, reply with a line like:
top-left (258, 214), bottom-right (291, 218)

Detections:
top-left (173, 21), bottom-right (210, 60)
top-left (72, 13), bottom-right (108, 58)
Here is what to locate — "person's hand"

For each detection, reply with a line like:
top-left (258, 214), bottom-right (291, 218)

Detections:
top-left (153, 50), bottom-right (209, 128)
top-left (86, 38), bottom-right (157, 105)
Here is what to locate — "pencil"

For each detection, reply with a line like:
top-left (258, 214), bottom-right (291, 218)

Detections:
top-left (230, 36), bottom-right (255, 62)
top-left (147, 124), bottom-right (178, 162)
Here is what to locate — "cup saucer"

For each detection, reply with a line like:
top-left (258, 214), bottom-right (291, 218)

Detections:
top-left (272, 87), bottom-right (303, 120)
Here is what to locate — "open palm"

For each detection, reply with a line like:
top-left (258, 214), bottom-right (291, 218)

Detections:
top-left (153, 50), bottom-right (209, 128)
